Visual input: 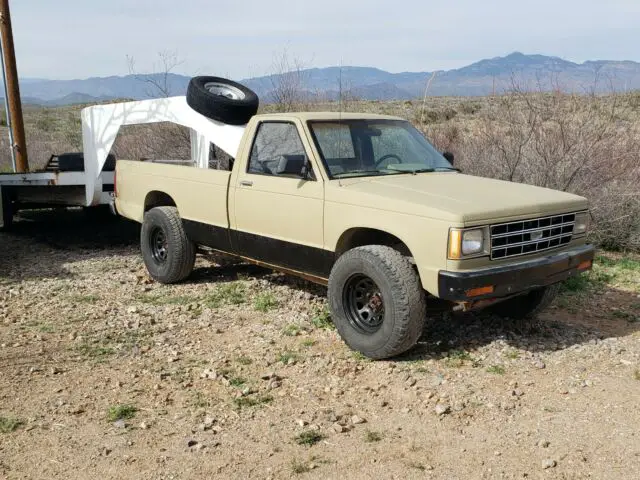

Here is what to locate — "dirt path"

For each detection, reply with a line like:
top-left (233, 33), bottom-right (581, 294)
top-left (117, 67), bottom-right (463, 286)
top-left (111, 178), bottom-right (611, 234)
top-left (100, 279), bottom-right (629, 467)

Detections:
top-left (1, 211), bottom-right (639, 479)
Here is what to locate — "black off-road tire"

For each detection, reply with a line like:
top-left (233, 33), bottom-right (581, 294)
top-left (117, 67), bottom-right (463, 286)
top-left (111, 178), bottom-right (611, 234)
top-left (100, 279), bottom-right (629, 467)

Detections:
top-left (141, 207), bottom-right (195, 284)
top-left (328, 245), bottom-right (426, 360)
top-left (186, 76), bottom-right (259, 125)
top-left (486, 284), bottom-right (561, 329)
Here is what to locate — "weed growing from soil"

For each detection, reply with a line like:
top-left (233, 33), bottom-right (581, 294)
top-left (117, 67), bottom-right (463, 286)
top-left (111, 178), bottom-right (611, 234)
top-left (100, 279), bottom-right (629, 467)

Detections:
top-left (254, 292), bottom-right (279, 312)
top-left (364, 430), bottom-right (383, 442)
top-left (311, 305), bottom-right (334, 330)
top-left (107, 404), bottom-right (136, 422)
top-left (278, 351), bottom-right (300, 364)
top-left (233, 394), bottom-right (273, 409)
top-left (205, 283), bottom-right (246, 308)
top-left (236, 356), bottom-right (253, 365)
top-left (283, 324), bottom-right (302, 336)
top-left (291, 459), bottom-right (312, 474)
top-left (486, 365), bottom-right (506, 375)
top-left (294, 430), bottom-right (325, 446)
top-left (0, 416), bottom-right (23, 433)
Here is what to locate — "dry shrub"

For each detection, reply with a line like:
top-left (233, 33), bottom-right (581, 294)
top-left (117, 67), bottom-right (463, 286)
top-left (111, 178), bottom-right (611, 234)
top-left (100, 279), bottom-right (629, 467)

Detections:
top-left (425, 89), bottom-right (640, 251)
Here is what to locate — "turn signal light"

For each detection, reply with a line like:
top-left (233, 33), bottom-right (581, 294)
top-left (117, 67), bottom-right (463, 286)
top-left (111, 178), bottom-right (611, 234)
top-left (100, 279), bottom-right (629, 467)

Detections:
top-left (466, 285), bottom-right (495, 297)
top-left (578, 260), bottom-right (593, 271)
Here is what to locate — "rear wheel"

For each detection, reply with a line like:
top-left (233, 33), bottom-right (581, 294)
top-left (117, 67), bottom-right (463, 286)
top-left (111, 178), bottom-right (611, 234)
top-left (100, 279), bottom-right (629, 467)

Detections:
top-left (141, 206), bottom-right (195, 283)
top-left (328, 245), bottom-right (426, 359)
top-left (486, 284), bottom-right (560, 329)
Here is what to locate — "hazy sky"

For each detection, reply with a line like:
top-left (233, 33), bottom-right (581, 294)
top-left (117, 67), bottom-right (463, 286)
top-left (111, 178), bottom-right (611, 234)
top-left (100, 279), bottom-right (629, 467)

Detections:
top-left (11, 0), bottom-right (640, 80)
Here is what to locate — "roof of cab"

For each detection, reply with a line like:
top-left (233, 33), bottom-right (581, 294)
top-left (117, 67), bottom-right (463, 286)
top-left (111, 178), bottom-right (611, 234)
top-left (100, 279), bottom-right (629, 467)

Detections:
top-left (253, 111), bottom-right (405, 121)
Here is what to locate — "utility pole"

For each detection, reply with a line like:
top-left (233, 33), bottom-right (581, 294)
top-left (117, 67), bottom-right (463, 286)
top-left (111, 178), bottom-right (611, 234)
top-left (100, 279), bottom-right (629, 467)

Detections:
top-left (0, 0), bottom-right (28, 172)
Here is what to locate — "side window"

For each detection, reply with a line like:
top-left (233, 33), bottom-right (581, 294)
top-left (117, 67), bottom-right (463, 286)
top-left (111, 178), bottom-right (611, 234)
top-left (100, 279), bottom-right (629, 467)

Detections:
top-left (248, 122), bottom-right (310, 178)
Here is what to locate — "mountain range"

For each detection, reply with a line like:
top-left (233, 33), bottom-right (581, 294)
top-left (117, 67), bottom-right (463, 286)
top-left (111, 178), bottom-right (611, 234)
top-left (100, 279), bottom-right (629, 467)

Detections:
top-left (8, 52), bottom-right (640, 106)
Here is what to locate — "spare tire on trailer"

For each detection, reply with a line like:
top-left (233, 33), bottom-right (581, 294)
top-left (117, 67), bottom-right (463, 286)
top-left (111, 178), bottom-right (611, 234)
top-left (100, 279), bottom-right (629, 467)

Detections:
top-left (186, 76), bottom-right (259, 125)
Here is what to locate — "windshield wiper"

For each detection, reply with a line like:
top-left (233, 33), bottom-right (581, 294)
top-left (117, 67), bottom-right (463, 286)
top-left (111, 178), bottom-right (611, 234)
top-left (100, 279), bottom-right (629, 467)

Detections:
top-left (333, 170), bottom-right (403, 178)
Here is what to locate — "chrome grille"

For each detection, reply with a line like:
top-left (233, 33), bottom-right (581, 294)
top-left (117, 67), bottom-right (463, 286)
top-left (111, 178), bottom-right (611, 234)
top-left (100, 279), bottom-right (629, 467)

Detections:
top-left (491, 213), bottom-right (575, 260)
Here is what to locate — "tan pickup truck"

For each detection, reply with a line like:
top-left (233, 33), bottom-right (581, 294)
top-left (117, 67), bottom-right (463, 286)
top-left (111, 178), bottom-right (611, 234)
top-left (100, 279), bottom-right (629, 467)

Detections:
top-left (112, 77), bottom-right (595, 359)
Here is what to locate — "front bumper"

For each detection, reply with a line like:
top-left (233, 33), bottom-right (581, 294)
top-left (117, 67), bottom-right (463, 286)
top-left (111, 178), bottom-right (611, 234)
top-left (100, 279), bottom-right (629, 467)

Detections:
top-left (438, 244), bottom-right (595, 301)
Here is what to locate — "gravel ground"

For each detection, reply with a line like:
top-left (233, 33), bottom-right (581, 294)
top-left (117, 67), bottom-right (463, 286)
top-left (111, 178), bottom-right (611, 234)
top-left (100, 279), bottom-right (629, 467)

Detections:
top-left (1, 210), bottom-right (639, 480)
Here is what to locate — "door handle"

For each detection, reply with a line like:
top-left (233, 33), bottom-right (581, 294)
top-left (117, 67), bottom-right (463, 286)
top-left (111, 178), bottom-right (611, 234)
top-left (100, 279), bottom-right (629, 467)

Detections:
top-left (240, 180), bottom-right (253, 187)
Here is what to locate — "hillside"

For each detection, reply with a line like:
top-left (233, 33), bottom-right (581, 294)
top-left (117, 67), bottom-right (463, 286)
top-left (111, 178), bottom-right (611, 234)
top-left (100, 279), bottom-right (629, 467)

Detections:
top-left (7, 52), bottom-right (640, 105)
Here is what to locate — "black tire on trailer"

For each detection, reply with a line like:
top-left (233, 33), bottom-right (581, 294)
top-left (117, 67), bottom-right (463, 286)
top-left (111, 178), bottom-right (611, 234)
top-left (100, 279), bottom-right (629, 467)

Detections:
top-left (186, 76), bottom-right (259, 125)
top-left (486, 284), bottom-right (561, 329)
top-left (140, 206), bottom-right (195, 284)
top-left (328, 245), bottom-right (426, 360)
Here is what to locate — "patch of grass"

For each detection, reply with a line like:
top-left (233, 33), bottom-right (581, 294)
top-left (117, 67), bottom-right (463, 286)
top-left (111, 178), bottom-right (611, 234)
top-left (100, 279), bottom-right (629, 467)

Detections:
top-left (228, 376), bottom-right (247, 388)
top-left (294, 430), bottom-right (325, 446)
top-left (233, 394), bottom-right (273, 409)
top-left (408, 461), bottom-right (426, 471)
top-left (311, 305), bottom-right (334, 330)
top-left (445, 349), bottom-right (474, 368)
top-left (70, 294), bottom-right (100, 304)
top-left (0, 416), bottom-right (23, 434)
top-left (634, 369), bottom-right (640, 381)
top-left (76, 342), bottom-right (115, 358)
top-left (254, 292), bottom-right (279, 312)
top-left (504, 350), bottom-right (521, 360)
top-left (236, 356), bottom-right (253, 366)
top-left (560, 275), bottom-right (593, 294)
top-left (278, 351), bottom-right (300, 364)
top-left (351, 351), bottom-right (371, 362)
top-left (301, 339), bottom-right (316, 348)
top-left (291, 459), bottom-right (312, 475)
top-left (364, 430), bottom-right (383, 442)
top-left (191, 392), bottom-right (211, 408)
top-left (107, 404), bottom-right (136, 422)
top-left (486, 365), bottom-right (506, 375)
top-left (612, 310), bottom-right (636, 321)
top-left (38, 324), bottom-right (55, 333)
top-left (283, 324), bottom-right (302, 336)
top-left (204, 283), bottom-right (246, 308)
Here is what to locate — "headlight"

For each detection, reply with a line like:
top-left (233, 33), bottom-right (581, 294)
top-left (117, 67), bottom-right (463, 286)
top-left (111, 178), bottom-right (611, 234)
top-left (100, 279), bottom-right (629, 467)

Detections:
top-left (462, 229), bottom-right (484, 255)
top-left (448, 228), bottom-right (486, 259)
top-left (574, 212), bottom-right (590, 235)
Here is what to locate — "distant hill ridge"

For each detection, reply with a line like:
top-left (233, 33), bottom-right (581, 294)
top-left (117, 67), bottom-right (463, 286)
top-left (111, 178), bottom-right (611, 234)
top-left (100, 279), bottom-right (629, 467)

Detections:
top-left (8, 52), bottom-right (640, 106)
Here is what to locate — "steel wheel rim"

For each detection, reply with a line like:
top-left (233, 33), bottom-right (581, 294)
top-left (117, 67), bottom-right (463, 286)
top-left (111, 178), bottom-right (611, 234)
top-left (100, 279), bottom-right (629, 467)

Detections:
top-left (204, 82), bottom-right (246, 100)
top-left (150, 227), bottom-right (168, 263)
top-left (343, 274), bottom-right (385, 334)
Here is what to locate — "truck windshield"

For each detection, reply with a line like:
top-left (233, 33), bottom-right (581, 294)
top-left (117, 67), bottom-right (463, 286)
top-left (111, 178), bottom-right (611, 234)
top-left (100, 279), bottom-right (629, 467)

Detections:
top-left (308, 120), bottom-right (455, 179)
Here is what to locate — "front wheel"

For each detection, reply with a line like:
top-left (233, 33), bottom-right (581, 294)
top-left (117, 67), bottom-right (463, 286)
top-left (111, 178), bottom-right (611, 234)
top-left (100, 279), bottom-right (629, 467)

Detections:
top-left (328, 245), bottom-right (426, 360)
top-left (485, 284), bottom-right (561, 328)
top-left (141, 206), bottom-right (195, 284)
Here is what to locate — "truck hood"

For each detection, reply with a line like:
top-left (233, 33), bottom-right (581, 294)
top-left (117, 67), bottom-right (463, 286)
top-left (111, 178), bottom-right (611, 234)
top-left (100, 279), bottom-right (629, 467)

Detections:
top-left (330, 173), bottom-right (588, 224)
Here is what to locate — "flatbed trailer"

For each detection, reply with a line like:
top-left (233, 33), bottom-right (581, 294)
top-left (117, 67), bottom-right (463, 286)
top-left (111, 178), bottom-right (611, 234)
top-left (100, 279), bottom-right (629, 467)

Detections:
top-left (0, 95), bottom-right (244, 228)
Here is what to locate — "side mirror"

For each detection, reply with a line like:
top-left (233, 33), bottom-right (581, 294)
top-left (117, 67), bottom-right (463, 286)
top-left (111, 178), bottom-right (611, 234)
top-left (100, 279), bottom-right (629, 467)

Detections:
top-left (442, 151), bottom-right (455, 165)
top-left (301, 158), bottom-right (313, 180)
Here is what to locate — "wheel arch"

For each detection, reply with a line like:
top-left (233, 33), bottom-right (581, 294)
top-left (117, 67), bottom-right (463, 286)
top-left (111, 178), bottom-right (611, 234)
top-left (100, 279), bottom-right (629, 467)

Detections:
top-left (144, 191), bottom-right (176, 212)
top-left (334, 227), bottom-right (414, 259)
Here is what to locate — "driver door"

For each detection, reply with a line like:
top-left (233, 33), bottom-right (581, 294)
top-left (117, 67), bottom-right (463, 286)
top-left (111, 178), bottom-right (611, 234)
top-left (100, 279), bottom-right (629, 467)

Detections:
top-left (232, 121), bottom-right (330, 278)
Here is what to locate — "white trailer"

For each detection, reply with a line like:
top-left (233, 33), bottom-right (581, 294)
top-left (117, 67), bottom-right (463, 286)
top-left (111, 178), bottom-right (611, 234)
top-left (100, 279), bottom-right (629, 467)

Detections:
top-left (0, 95), bottom-right (245, 228)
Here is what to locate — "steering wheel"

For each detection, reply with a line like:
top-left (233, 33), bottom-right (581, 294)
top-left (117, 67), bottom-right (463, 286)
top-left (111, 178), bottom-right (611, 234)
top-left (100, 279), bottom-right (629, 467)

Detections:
top-left (375, 154), bottom-right (402, 168)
